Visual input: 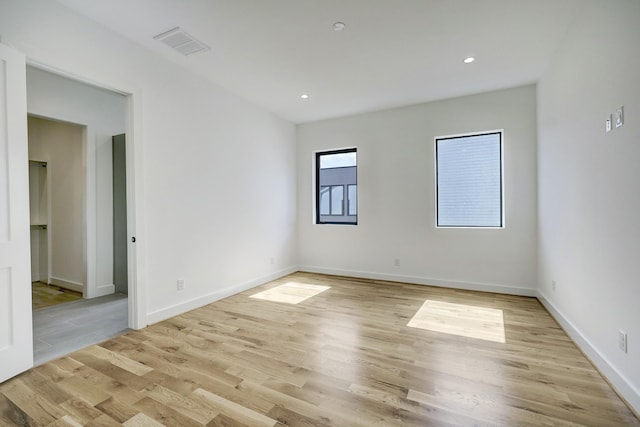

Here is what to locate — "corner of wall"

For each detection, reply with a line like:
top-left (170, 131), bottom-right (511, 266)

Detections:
top-left (536, 290), bottom-right (640, 415)
top-left (145, 266), bottom-right (298, 326)
top-left (299, 265), bottom-right (537, 297)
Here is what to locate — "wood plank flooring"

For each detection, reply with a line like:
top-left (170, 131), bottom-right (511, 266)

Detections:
top-left (32, 282), bottom-right (82, 310)
top-left (2, 272), bottom-right (638, 426)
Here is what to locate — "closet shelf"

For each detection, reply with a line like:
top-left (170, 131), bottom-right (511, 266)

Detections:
top-left (29, 160), bottom-right (47, 168)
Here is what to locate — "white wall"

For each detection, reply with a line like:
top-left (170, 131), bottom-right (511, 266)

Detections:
top-left (28, 117), bottom-right (84, 290)
top-left (537, 0), bottom-right (640, 413)
top-left (297, 85), bottom-right (538, 295)
top-left (0, 0), bottom-right (297, 324)
top-left (27, 66), bottom-right (127, 298)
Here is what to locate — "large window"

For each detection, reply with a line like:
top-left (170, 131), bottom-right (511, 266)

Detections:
top-left (435, 131), bottom-right (503, 228)
top-left (316, 148), bottom-right (357, 224)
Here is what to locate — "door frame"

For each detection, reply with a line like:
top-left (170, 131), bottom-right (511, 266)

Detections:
top-left (27, 59), bottom-right (146, 330)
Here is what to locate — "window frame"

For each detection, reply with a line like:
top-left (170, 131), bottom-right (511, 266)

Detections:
top-left (319, 186), bottom-right (331, 215)
top-left (319, 185), bottom-right (346, 216)
top-left (434, 130), bottom-right (504, 229)
top-left (315, 148), bottom-right (358, 225)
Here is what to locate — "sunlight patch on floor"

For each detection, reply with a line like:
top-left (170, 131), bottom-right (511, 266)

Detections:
top-left (407, 300), bottom-right (505, 343)
top-left (250, 282), bottom-right (330, 304)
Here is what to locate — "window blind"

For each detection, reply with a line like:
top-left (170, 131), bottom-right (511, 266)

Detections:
top-left (436, 132), bottom-right (502, 227)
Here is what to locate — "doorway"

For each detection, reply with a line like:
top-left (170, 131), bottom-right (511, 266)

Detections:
top-left (26, 67), bottom-right (132, 365)
top-left (0, 43), bottom-right (141, 382)
top-left (28, 116), bottom-right (85, 308)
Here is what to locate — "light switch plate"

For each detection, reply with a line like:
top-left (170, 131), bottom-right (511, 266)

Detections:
top-left (606, 115), bottom-right (612, 133)
top-left (615, 106), bottom-right (624, 128)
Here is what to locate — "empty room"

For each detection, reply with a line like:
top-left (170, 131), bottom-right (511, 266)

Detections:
top-left (0, 0), bottom-right (638, 426)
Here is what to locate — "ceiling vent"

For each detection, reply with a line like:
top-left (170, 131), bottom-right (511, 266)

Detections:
top-left (153, 27), bottom-right (210, 56)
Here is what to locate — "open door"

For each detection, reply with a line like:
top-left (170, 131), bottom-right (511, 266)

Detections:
top-left (0, 43), bottom-right (33, 382)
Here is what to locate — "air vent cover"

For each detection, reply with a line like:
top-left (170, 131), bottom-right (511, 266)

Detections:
top-left (153, 27), bottom-right (210, 56)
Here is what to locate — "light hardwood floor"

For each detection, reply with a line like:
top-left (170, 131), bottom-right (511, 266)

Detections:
top-left (32, 282), bottom-right (82, 310)
top-left (1, 272), bottom-right (638, 426)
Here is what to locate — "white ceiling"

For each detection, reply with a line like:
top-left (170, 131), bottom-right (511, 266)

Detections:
top-left (55, 0), bottom-right (586, 124)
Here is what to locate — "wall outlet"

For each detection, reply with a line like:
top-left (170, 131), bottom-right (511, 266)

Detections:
top-left (552, 280), bottom-right (557, 291)
top-left (394, 258), bottom-right (400, 267)
top-left (618, 330), bottom-right (628, 353)
top-left (177, 279), bottom-right (185, 291)
top-left (615, 106), bottom-right (624, 128)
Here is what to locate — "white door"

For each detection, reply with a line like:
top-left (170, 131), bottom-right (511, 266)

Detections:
top-left (0, 43), bottom-right (33, 382)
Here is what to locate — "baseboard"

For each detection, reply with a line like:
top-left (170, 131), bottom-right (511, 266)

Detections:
top-left (145, 266), bottom-right (298, 325)
top-left (90, 283), bottom-right (116, 298)
top-left (537, 291), bottom-right (640, 416)
top-left (50, 277), bottom-right (83, 293)
top-left (31, 273), bottom-right (45, 282)
top-left (298, 265), bottom-right (536, 297)
top-left (142, 265), bottom-right (637, 415)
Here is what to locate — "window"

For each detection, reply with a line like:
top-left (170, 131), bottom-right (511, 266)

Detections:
top-left (316, 148), bottom-right (357, 224)
top-left (319, 185), bottom-right (344, 215)
top-left (435, 131), bottom-right (503, 228)
top-left (348, 185), bottom-right (357, 216)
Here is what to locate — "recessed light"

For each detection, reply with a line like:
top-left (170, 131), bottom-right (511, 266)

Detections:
top-left (333, 22), bottom-right (346, 31)
top-left (301, 94), bottom-right (309, 99)
top-left (463, 57), bottom-right (476, 64)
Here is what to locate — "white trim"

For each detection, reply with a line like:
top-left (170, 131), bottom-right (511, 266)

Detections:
top-left (298, 265), bottom-right (536, 297)
top-left (24, 60), bottom-right (144, 331)
top-left (434, 129), bottom-right (505, 141)
top-left (50, 277), bottom-right (83, 293)
top-left (94, 283), bottom-right (116, 297)
top-left (537, 291), bottom-right (640, 416)
top-left (145, 267), bottom-right (298, 326)
top-left (125, 91), bottom-right (145, 330)
top-left (26, 59), bottom-right (129, 96)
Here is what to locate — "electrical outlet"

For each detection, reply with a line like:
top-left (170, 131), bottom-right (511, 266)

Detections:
top-left (394, 258), bottom-right (400, 267)
top-left (606, 115), bottom-right (612, 133)
top-left (615, 106), bottom-right (624, 128)
top-left (619, 330), bottom-right (628, 353)
top-left (552, 280), bottom-right (557, 291)
top-left (177, 279), bottom-right (185, 291)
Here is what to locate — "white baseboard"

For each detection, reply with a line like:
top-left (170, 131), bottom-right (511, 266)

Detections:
top-left (298, 265), bottom-right (537, 297)
top-left (90, 283), bottom-right (116, 298)
top-left (141, 265), bottom-right (638, 416)
top-left (31, 272), bottom-right (45, 282)
top-left (50, 277), bottom-right (83, 293)
top-left (537, 291), bottom-right (640, 416)
top-left (145, 266), bottom-right (298, 325)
